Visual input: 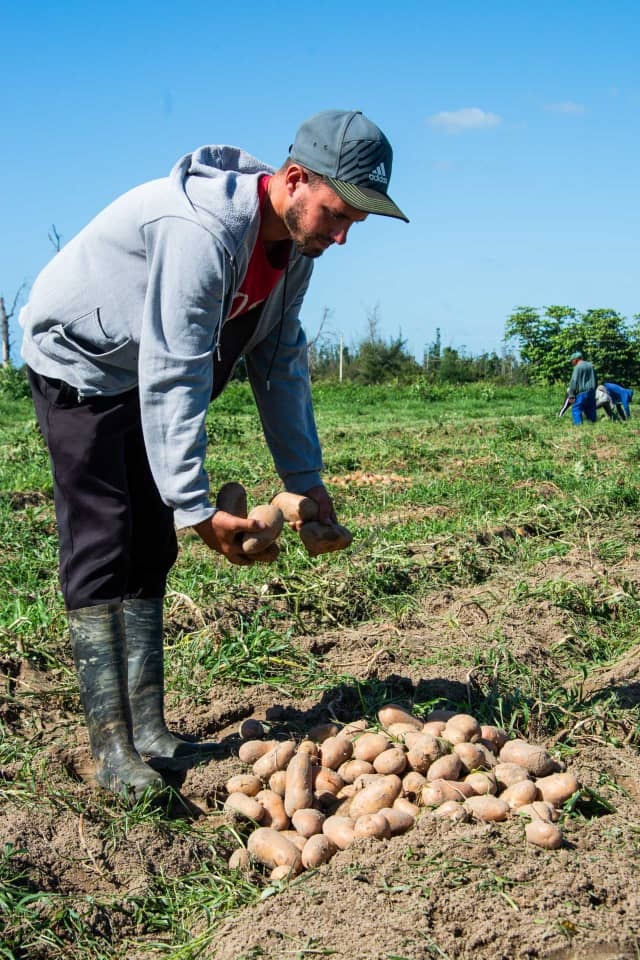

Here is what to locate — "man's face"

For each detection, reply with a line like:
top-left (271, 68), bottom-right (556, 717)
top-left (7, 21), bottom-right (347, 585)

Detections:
top-left (284, 180), bottom-right (368, 258)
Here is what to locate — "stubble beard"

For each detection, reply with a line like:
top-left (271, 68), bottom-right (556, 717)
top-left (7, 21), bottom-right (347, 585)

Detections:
top-left (284, 199), bottom-right (331, 259)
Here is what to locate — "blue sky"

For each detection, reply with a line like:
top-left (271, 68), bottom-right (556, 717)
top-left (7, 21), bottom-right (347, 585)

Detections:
top-left (2, 0), bottom-right (639, 362)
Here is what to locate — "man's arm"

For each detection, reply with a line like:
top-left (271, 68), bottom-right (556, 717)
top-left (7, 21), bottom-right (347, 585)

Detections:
top-left (138, 217), bottom-right (231, 530)
top-left (246, 269), bottom-right (325, 495)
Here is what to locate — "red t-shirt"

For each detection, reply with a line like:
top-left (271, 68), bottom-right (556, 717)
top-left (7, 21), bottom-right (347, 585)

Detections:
top-left (227, 175), bottom-right (289, 319)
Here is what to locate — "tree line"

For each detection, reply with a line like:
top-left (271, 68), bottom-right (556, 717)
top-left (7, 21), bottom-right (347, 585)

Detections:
top-left (2, 298), bottom-right (638, 396)
top-left (307, 305), bottom-right (640, 386)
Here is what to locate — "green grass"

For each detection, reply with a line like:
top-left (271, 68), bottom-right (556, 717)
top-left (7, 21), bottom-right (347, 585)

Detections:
top-left (2, 380), bottom-right (640, 957)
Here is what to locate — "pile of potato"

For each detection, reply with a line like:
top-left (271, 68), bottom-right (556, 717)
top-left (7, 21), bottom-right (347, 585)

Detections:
top-left (216, 485), bottom-right (353, 560)
top-left (224, 706), bottom-right (580, 880)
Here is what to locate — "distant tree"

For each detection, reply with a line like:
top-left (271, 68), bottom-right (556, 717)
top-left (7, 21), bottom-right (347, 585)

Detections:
top-left (504, 305), bottom-right (576, 383)
top-left (1, 284), bottom-right (27, 368)
top-left (578, 309), bottom-right (640, 382)
top-left (504, 305), bottom-right (640, 384)
top-left (346, 304), bottom-right (420, 384)
top-left (424, 327), bottom-right (441, 376)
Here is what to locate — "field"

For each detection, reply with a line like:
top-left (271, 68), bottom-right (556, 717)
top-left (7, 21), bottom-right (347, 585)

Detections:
top-left (1, 380), bottom-right (639, 960)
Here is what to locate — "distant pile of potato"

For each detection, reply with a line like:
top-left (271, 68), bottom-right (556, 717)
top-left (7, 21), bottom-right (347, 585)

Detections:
top-left (216, 485), bottom-right (352, 560)
top-left (224, 706), bottom-right (580, 879)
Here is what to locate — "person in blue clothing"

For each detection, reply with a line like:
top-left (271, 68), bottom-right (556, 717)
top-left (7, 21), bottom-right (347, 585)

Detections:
top-left (567, 351), bottom-right (597, 425)
top-left (603, 382), bottom-right (633, 420)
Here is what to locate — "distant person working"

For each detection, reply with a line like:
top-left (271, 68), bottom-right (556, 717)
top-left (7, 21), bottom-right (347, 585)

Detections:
top-left (603, 381), bottom-right (633, 420)
top-left (567, 351), bottom-right (597, 425)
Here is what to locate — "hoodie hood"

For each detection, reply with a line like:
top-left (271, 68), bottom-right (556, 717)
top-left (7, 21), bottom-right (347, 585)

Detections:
top-left (170, 145), bottom-right (275, 259)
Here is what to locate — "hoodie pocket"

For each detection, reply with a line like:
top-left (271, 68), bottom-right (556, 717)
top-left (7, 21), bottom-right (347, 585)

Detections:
top-left (59, 309), bottom-right (133, 360)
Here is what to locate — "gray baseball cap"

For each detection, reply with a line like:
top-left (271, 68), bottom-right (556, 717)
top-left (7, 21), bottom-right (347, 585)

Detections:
top-left (289, 109), bottom-right (409, 223)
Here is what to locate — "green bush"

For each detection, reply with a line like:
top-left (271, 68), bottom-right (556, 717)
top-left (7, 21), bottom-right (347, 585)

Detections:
top-left (0, 365), bottom-right (31, 401)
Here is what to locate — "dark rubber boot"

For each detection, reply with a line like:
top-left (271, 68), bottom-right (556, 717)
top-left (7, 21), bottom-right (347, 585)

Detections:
top-left (124, 598), bottom-right (224, 771)
top-left (68, 603), bottom-right (165, 800)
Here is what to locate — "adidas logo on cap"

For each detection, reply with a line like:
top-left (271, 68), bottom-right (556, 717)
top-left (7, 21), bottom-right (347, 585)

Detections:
top-left (368, 162), bottom-right (388, 185)
top-left (369, 163), bottom-right (389, 186)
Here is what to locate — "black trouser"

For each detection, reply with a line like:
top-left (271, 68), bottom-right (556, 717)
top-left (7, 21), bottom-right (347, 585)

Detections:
top-left (27, 368), bottom-right (178, 611)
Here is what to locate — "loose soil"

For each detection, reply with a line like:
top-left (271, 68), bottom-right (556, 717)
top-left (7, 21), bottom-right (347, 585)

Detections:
top-left (2, 542), bottom-right (639, 960)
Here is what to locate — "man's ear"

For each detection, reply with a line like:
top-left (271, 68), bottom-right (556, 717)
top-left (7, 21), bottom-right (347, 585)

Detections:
top-left (284, 163), bottom-right (309, 196)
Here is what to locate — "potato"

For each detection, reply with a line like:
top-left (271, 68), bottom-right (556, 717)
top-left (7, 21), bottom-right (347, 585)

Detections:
top-left (498, 739), bottom-right (557, 777)
top-left (349, 774), bottom-right (402, 819)
top-left (427, 754), bottom-right (463, 782)
top-left (422, 720), bottom-right (447, 737)
top-left (353, 732), bottom-right (391, 763)
top-left (292, 808), bottom-right (325, 838)
top-left (225, 774), bottom-right (262, 797)
top-left (386, 722), bottom-right (425, 741)
top-left (306, 722), bottom-right (342, 743)
top-left (296, 740), bottom-right (320, 760)
top-left (433, 800), bottom-right (468, 823)
top-left (270, 864), bottom-right (297, 881)
top-left (238, 739), bottom-right (278, 764)
top-left (406, 733), bottom-right (443, 774)
top-left (338, 759), bottom-right (374, 783)
top-left (331, 795), bottom-right (353, 818)
top-left (353, 773), bottom-right (382, 792)
top-left (256, 789), bottom-right (290, 831)
top-left (401, 730), bottom-right (423, 749)
top-left (494, 762), bottom-right (532, 790)
top-left (322, 815), bottom-right (356, 850)
top-left (464, 770), bottom-right (497, 796)
top-left (268, 770), bottom-right (287, 797)
top-left (525, 820), bottom-right (563, 850)
top-left (475, 743), bottom-right (498, 768)
top-left (248, 542), bottom-right (280, 563)
top-left (238, 718), bottom-right (265, 740)
top-left (284, 751), bottom-right (314, 818)
top-left (535, 772), bottom-right (579, 807)
top-left (442, 714), bottom-right (481, 745)
top-left (421, 779), bottom-right (474, 806)
top-left (320, 735), bottom-right (354, 770)
top-left (224, 793), bottom-right (266, 823)
top-left (464, 795), bottom-right (510, 822)
top-left (280, 830), bottom-right (308, 852)
top-left (302, 834), bottom-right (337, 869)
top-left (336, 783), bottom-right (356, 800)
top-left (229, 848), bottom-right (250, 870)
top-left (340, 719), bottom-right (370, 739)
top-left (453, 742), bottom-right (489, 773)
top-left (252, 741), bottom-right (297, 780)
top-left (313, 766), bottom-right (345, 798)
top-left (517, 801), bottom-right (558, 823)
top-left (299, 521), bottom-right (353, 557)
top-left (377, 704), bottom-right (423, 731)
top-left (500, 780), bottom-right (539, 810)
top-left (379, 806), bottom-right (415, 835)
top-left (248, 827), bottom-right (302, 871)
top-left (215, 482), bottom-right (248, 517)
top-left (394, 796), bottom-right (420, 817)
top-left (373, 748), bottom-right (407, 776)
top-left (354, 813), bottom-right (392, 840)
top-left (242, 504), bottom-right (284, 555)
top-left (402, 770), bottom-right (427, 799)
top-left (480, 725), bottom-right (509, 752)
top-left (271, 491), bottom-right (319, 523)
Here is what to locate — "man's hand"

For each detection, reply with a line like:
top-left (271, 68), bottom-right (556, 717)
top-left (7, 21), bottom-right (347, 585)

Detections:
top-left (297, 484), bottom-right (337, 529)
top-left (193, 511), bottom-right (267, 565)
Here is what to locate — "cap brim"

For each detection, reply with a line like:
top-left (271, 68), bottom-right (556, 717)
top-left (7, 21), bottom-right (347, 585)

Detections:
top-left (325, 176), bottom-right (409, 223)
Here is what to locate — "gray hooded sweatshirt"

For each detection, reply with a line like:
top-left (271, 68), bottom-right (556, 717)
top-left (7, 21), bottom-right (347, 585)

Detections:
top-left (20, 146), bottom-right (323, 529)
